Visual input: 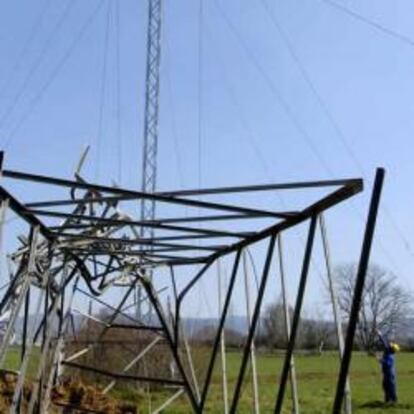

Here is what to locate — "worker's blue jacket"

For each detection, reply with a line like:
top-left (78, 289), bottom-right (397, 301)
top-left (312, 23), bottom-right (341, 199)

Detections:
top-left (378, 333), bottom-right (395, 375)
top-left (378, 332), bottom-right (397, 402)
top-left (381, 351), bottom-right (395, 378)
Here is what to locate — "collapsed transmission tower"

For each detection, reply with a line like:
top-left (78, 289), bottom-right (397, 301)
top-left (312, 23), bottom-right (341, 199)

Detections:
top-left (0, 147), bottom-right (385, 413)
top-left (0, 3), bottom-right (389, 413)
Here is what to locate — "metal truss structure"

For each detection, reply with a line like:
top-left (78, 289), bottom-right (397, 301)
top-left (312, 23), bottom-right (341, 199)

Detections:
top-left (138, 0), bottom-right (163, 319)
top-left (0, 151), bottom-right (384, 413)
top-left (140, 0), bottom-right (162, 240)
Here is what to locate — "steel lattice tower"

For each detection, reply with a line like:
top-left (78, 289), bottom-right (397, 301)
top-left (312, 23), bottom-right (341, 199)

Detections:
top-left (140, 0), bottom-right (162, 240)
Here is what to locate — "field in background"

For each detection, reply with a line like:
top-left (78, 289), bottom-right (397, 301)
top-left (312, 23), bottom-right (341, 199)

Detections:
top-left (3, 349), bottom-right (414, 413)
top-left (144, 351), bottom-right (414, 413)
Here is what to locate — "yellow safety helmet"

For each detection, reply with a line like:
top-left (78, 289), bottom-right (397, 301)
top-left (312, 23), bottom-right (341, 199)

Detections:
top-left (390, 342), bottom-right (400, 353)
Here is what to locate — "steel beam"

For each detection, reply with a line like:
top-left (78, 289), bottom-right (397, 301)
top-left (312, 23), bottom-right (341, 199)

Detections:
top-left (332, 168), bottom-right (385, 414)
top-left (199, 250), bottom-right (242, 412)
top-left (62, 361), bottom-right (184, 386)
top-left (274, 216), bottom-right (317, 413)
top-left (4, 169), bottom-right (302, 219)
top-left (230, 238), bottom-right (276, 413)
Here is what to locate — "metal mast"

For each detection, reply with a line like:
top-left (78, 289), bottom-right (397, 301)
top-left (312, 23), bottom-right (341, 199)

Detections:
top-left (140, 0), bottom-right (162, 240)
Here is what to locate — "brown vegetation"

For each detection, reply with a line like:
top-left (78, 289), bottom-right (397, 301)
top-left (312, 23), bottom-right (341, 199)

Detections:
top-left (0, 369), bottom-right (137, 413)
top-left (67, 317), bottom-right (172, 392)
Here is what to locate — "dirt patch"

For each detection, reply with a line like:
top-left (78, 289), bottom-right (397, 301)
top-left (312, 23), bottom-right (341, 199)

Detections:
top-left (0, 370), bottom-right (137, 413)
top-left (0, 369), bottom-right (33, 412)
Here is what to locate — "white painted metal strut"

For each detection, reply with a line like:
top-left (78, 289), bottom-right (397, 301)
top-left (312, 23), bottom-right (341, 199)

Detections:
top-left (103, 336), bottom-right (162, 394)
top-left (217, 258), bottom-right (229, 414)
top-left (182, 324), bottom-right (201, 402)
top-left (242, 250), bottom-right (260, 414)
top-left (0, 226), bottom-right (40, 368)
top-left (0, 198), bottom-right (9, 284)
top-left (10, 230), bottom-right (46, 413)
top-left (319, 214), bottom-right (352, 414)
top-left (42, 275), bottom-right (79, 412)
top-left (27, 267), bottom-right (71, 414)
top-left (152, 389), bottom-right (185, 414)
top-left (277, 235), bottom-right (300, 414)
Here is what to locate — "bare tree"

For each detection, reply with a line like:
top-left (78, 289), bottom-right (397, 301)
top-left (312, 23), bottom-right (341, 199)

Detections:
top-left (263, 301), bottom-right (293, 349)
top-left (299, 307), bottom-right (335, 352)
top-left (263, 302), bottom-right (336, 351)
top-left (335, 263), bottom-right (412, 350)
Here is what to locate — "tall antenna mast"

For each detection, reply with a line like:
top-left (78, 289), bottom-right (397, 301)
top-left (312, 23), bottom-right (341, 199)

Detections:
top-left (137, 0), bottom-right (162, 319)
top-left (140, 0), bottom-right (162, 239)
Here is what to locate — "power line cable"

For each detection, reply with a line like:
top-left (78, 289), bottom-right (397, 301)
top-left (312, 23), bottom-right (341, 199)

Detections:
top-left (319, 0), bottom-right (414, 49)
top-left (164, 42), bottom-right (185, 189)
top-left (204, 13), bottom-right (329, 287)
top-left (115, 0), bottom-right (123, 185)
top-left (95, 1), bottom-right (112, 181)
top-left (163, 9), bottom-right (185, 189)
top-left (0, 0), bottom-right (76, 136)
top-left (197, 0), bottom-right (214, 319)
top-left (213, 0), bottom-right (334, 177)
top-left (259, 0), bottom-right (414, 261)
top-left (196, 0), bottom-right (205, 252)
top-left (0, 0), bottom-right (52, 102)
top-left (163, 16), bottom-right (190, 226)
top-left (3, 0), bottom-right (106, 150)
top-left (261, 0), bottom-right (365, 174)
top-left (212, 0), bottom-right (404, 276)
top-left (197, 0), bottom-right (204, 190)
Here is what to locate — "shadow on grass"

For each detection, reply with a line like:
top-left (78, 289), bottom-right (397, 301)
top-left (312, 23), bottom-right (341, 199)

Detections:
top-left (359, 400), bottom-right (412, 411)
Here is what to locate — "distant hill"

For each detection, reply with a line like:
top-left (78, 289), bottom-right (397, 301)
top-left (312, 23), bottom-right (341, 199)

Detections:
top-left (8, 314), bottom-right (414, 345)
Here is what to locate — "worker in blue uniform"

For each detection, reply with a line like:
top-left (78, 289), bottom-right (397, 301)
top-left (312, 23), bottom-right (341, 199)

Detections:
top-left (376, 329), bottom-right (400, 404)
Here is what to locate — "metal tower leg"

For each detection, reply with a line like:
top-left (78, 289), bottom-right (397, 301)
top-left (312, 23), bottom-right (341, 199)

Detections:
top-left (217, 259), bottom-right (229, 414)
top-left (230, 237), bottom-right (276, 413)
top-left (242, 250), bottom-right (260, 414)
top-left (0, 226), bottom-right (39, 368)
top-left (274, 217), bottom-right (317, 414)
top-left (277, 235), bottom-right (300, 414)
top-left (319, 214), bottom-right (352, 414)
top-left (332, 169), bottom-right (385, 414)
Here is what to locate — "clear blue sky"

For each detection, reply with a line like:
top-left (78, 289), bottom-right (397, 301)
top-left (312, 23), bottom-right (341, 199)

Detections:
top-left (1, 0), bottom-right (413, 316)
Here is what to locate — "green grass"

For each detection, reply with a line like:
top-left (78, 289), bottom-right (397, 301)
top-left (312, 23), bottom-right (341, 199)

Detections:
top-left (140, 351), bottom-right (414, 413)
top-left (2, 346), bottom-right (39, 378)
top-left (4, 348), bottom-right (413, 413)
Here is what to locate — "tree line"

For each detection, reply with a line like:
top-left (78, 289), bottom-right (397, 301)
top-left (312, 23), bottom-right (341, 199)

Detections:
top-left (75, 262), bottom-right (413, 358)
top-left (260, 263), bottom-right (413, 352)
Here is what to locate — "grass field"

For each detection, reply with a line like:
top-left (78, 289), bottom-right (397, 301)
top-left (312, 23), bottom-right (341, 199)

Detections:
top-left (144, 351), bottom-right (414, 413)
top-left (3, 349), bottom-right (414, 413)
